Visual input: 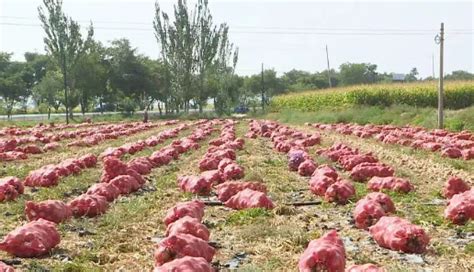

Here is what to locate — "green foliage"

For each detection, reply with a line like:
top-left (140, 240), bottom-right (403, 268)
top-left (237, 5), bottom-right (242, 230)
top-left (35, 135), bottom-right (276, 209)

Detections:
top-left (405, 67), bottom-right (419, 82)
top-left (339, 62), bottom-right (379, 85)
top-left (445, 70), bottom-right (474, 81)
top-left (38, 0), bottom-right (94, 123)
top-left (117, 97), bottom-right (137, 116)
top-left (0, 53), bottom-right (29, 118)
top-left (153, 0), bottom-right (238, 114)
top-left (270, 81), bottom-right (474, 112)
top-left (466, 242), bottom-right (474, 254)
top-left (261, 105), bottom-right (474, 131)
top-left (226, 208), bottom-right (272, 225)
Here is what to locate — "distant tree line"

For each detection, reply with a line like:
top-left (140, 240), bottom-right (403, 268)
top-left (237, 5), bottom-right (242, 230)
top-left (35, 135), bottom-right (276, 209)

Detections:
top-left (0, 0), bottom-right (473, 120)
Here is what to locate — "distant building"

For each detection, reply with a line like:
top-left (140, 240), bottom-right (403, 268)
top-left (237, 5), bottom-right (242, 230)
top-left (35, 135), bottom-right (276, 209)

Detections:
top-left (392, 73), bottom-right (406, 81)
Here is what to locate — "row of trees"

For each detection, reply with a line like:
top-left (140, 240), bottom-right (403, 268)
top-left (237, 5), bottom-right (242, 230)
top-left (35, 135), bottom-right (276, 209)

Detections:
top-left (0, 0), bottom-right (243, 121)
top-left (1, 48), bottom-right (472, 119)
top-left (1, 0), bottom-right (473, 120)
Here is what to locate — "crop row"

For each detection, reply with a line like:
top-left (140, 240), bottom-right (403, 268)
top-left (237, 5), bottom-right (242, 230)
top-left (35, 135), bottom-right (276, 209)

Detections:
top-left (310, 122), bottom-right (474, 160)
top-left (0, 120), bottom-right (214, 270)
top-left (0, 120), bottom-right (176, 162)
top-left (270, 81), bottom-right (474, 111)
top-left (252, 120), bottom-right (472, 271)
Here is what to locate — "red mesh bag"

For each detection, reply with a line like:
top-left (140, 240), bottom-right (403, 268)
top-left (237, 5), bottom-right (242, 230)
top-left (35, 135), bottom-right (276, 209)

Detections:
top-left (367, 176), bottom-right (413, 193)
top-left (216, 181), bottom-right (267, 202)
top-left (200, 170), bottom-right (222, 185)
top-left (17, 144), bottom-right (43, 154)
top-left (338, 154), bottom-right (378, 171)
top-left (0, 219), bottom-right (60, 257)
top-left (224, 188), bottom-right (274, 210)
top-left (86, 182), bottom-right (121, 202)
top-left (350, 163), bottom-right (394, 182)
top-left (0, 261), bottom-right (14, 272)
top-left (420, 142), bottom-right (442, 151)
top-left (0, 151), bottom-right (28, 161)
top-left (309, 175), bottom-right (336, 196)
top-left (217, 158), bottom-right (234, 173)
top-left (57, 159), bottom-right (82, 174)
top-left (461, 148), bottom-right (474, 160)
top-left (221, 163), bottom-right (244, 181)
top-left (442, 176), bottom-right (470, 199)
top-left (126, 169), bottom-right (146, 185)
top-left (24, 166), bottom-right (59, 187)
top-left (100, 156), bottom-right (127, 183)
top-left (68, 194), bottom-right (109, 218)
top-left (312, 165), bottom-right (338, 180)
top-left (127, 157), bottom-right (153, 175)
top-left (78, 154), bottom-right (97, 168)
top-left (149, 151), bottom-right (173, 167)
top-left (165, 216), bottom-right (210, 241)
top-left (298, 160), bottom-right (317, 177)
top-left (0, 139), bottom-right (17, 152)
top-left (108, 175), bottom-right (141, 195)
top-left (324, 180), bottom-right (355, 204)
top-left (163, 200), bottom-right (205, 226)
top-left (369, 216), bottom-right (430, 253)
top-left (441, 147), bottom-right (462, 158)
top-left (0, 176), bottom-right (23, 202)
top-left (43, 142), bottom-right (60, 151)
top-left (353, 199), bottom-right (386, 229)
top-left (298, 230), bottom-right (346, 272)
top-left (199, 156), bottom-right (220, 171)
top-left (364, 192), bottom-right (395, 213)
top-left (178, 176), bottom-right (212, 195)
top-left (153, 256), bottom-right (213, 272)
top-left (444, 189), bottom-right (474, 225)
top-left (25, 200), bottom-right (72, 224)
top-left (153, 234), bottom-right (215, 266)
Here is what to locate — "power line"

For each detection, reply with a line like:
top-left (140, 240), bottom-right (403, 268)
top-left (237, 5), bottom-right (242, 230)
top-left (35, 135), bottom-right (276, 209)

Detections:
top-left (1, 22), bottom-right (473, 36)
top-left (1, 16), bottom-right (473, 32)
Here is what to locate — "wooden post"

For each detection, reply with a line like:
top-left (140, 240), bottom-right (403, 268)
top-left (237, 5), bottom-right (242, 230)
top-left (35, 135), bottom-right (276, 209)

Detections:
top-left (326, 45), bottom-right (332, 88)
top-left (438, 23), bottom-right (444, 129)
top-left (261, 63), bottom-right (265, 111)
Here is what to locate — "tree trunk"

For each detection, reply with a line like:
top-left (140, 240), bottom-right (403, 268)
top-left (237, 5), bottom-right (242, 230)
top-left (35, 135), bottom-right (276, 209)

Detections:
top-left (143, 109), bottom-right (148, 123)
top-left (48, 107), bottom-right (51, 120)
top-left (81, 98), bottom-right (86, 116)
top-left (158, 103), bottom-right (162, 116)
top-left (99, 99), bottom-right (104, 114)
top-left (62, 58), bottom-right (69, 124)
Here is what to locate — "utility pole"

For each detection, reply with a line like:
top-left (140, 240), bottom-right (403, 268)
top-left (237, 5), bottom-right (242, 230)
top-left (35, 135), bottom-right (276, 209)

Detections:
top-left (261, 63), bottom-right (265, 111)
top-left (326, 45), bottom-right (332, 88)
top-left (436, 23), bottom-right (445, 129)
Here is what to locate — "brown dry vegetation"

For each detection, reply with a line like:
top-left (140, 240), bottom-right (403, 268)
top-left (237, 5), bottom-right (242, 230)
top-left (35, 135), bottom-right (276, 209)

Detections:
top-left (0, 119), bottom-right (473, 271)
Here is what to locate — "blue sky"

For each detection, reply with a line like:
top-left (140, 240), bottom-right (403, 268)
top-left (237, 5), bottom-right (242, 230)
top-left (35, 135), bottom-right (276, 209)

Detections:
top-left (1, 0), bottom-right (472, 77)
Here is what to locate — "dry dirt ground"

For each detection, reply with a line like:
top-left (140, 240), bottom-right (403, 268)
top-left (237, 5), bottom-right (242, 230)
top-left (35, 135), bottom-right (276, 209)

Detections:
top-left (0, 119), bottom-right (472, 271)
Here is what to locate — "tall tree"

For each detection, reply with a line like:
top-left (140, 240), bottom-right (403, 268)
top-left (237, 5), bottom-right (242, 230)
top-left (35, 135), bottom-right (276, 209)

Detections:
top-left (106, 39), bottom-right (149, 113)
top-left (194, 0), bottom-right (220, 113)
top-left (154, 0), bottom-right (197, 113)
top-left (405, 67), bottom-right (419, 82)
top-left (154, 0), bottom-right (239, 114)
top-left (32, 70), bottom-right (63, 119)
top-left (339, 63), bottom-right (379, 86)
top-left (213, 26), bottom-right (239, 115)
top-left (38, 0), bottom-right (93, 123)
top-left (74, 41), bottom-right (108, 115)
top-left (0, 53), bottom-right (29, 119)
